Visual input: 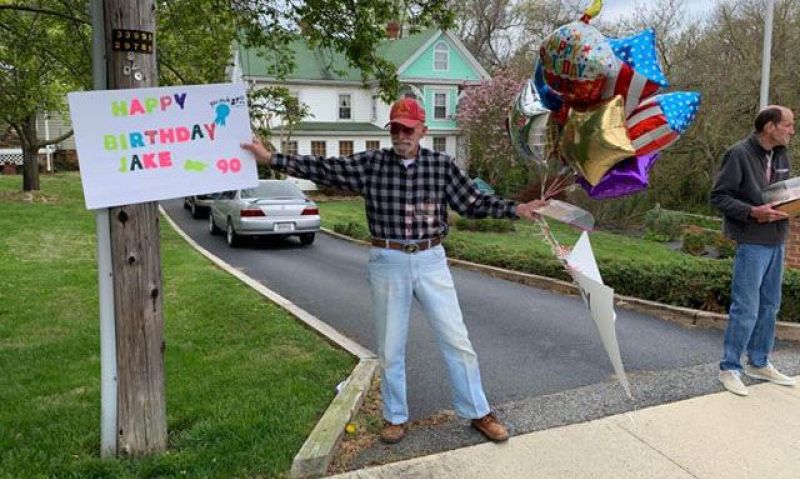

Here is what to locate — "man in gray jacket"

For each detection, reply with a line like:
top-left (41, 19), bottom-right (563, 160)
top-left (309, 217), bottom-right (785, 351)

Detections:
top-left (711, 105), bottom-right (796, 396)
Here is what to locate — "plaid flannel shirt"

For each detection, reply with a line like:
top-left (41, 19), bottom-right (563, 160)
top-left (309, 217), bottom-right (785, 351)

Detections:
top-left (273, 147), bottom-right (518, 240)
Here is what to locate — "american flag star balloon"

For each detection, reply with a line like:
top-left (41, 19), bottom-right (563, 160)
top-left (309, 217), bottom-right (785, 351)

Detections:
top-left (608, 29), bottom-right (669, 87)
top-left (626, 92), bottom-right (701, 156)
top-left (602, 28), bottom-right (670, 117)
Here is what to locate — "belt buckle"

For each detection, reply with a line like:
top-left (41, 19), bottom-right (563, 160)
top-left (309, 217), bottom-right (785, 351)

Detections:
top-left (403, 243), bottom-right (419, 253)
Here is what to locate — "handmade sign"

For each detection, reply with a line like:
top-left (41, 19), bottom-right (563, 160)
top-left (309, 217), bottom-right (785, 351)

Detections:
top-left (68, 82), bottom-right (257, 210)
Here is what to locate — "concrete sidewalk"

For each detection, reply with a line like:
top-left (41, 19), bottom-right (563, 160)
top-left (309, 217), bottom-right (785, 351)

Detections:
top-left (331, 378), bottom-right (800, 479)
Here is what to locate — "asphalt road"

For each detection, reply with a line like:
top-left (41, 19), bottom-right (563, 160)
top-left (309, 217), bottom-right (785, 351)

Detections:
top-left (160, 199), bottom-right (800, 420)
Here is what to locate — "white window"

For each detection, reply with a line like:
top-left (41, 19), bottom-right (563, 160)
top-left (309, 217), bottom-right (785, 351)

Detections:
top-left (433, 137), bottom-right (447, 153)
top-left (434, 92), bottom-right (447, 120)
top-left (434, 42), bottom-right (449, 71)
top-left (338, 94), bottom-right (352, 120)
top-left (366, 140), bottom-right (381, 150)
top-left (311, 141), bottom-right (326, 156)
top-left (339, 141), bottom-right (354, 156)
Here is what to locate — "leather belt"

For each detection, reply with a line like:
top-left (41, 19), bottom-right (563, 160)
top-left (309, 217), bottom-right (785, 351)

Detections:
top-left (371, 237), bottom-right (442, 253)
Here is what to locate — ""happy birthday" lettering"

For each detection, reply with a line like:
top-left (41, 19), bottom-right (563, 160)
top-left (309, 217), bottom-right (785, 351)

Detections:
top-left (111, 93), bottom-right (188, 116)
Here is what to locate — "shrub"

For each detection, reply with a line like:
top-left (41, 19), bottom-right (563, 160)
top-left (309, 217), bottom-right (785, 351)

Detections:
top-left (53, 150), bottom-right (79, 171)
top-left (644, 206), bottom-right (685, 241)
top-left (682, 230), bottom-right (707, 255)
top-left (714, 235), bottom-right (736, 259)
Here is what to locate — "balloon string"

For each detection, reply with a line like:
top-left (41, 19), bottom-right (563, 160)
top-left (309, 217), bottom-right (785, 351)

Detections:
top-left (542, 170), bottom-right (572, 200)
top-left (533, 216), bottom-right (570, 267)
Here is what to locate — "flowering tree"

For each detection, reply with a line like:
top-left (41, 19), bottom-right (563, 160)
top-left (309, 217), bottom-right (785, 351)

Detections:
top-left (457, 69), bottom-right (535, 195)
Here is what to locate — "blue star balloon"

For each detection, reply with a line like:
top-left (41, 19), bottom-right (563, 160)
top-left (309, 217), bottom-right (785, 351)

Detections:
top-left (608, 28), bottom-right (669, 88)
top-left (656, 92), bottom-right (701, 134)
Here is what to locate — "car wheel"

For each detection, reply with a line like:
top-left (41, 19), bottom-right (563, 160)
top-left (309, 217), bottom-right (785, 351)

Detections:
top-left (190, 201), bottom-right (202, 219)
top-left (226, 219), bottom-right (241, 247)
top-left (299, 233), bottom-right (315, 246)
top-left (208, 213), bottom-right (221, 235)
top-left (183, 198), bottom-right (190, 210)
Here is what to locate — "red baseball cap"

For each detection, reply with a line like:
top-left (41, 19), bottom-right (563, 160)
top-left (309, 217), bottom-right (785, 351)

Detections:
top-left (386, 98), bottom-right (426, 128)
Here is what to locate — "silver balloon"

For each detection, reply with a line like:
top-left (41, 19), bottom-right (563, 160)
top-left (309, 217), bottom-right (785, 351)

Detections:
top-left (516, 78), bottom-right (549, 117)
top-left (507, 79), bottom-right (550, 165)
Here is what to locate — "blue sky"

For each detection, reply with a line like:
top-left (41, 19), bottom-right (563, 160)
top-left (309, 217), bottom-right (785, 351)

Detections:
top-left (598, 0), bottom-right (717, 22)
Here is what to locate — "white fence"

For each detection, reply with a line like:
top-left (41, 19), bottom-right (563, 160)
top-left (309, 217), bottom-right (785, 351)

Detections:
top-left (0, 148), bottom-right (53, 165)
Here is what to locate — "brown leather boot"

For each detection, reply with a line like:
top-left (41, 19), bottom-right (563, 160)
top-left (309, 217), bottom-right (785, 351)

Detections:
top-left (380, 421), bottom-right (406, 444)
top-left (471, 412), bottom-right (509, 442)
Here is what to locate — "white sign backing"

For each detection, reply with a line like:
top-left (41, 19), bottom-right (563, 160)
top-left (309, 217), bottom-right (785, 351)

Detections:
top-left (68, 82), bottom-right (258, 210)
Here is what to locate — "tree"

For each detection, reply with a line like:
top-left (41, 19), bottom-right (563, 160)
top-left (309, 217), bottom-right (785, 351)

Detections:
top-left (0, 0), bottom-right (455, 191)
top-left (0, 1), bottom-right (89, 191)
top-left (457, 69), bottom-right (536, 195)
top-left (450, 0), bottom-right (520, 70)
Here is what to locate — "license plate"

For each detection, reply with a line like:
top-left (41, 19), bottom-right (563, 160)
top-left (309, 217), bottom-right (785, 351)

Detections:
top-left (275, 222), bottom-right (294, 232)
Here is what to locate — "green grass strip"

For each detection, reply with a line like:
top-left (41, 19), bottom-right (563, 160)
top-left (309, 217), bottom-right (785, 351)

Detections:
top-left (0, 173), bottom-right (354, 478)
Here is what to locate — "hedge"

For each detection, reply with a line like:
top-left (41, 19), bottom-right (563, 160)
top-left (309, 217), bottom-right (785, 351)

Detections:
top-left (333, 223), bottom-right (800, 323)
top-left (442, 237), bottom-right (800, 324)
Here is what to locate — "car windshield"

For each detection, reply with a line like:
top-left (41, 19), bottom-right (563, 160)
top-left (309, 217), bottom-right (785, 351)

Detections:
top-left (241, 182), bottom-right (305, 199)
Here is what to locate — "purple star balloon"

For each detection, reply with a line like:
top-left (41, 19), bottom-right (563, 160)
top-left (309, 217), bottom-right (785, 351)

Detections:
top-left (577, 153), bottom-right (659, 200)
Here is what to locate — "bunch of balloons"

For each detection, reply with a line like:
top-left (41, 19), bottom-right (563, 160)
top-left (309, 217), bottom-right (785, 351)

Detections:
top-left (507, 0), bottom-right (701, 199)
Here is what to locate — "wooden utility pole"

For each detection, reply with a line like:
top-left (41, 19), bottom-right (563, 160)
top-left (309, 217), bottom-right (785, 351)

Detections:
top-left (102, 0), bottom-right (167, 455)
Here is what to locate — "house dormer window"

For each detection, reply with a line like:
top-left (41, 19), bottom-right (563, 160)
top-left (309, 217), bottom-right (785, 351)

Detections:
top-left (339, 94), bottom-right (351, 120)
top-left (434, 42), bottom-right (449, 71)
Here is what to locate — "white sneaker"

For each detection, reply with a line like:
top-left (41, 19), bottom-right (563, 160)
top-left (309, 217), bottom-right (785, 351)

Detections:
top-left (719, 370), bottom-right (748, 396)
top-left (744, 363), bottom-right (797, 386)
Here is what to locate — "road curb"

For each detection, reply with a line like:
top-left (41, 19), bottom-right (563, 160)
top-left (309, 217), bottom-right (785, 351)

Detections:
top-left (160, 208), bottom-right (377, 479)
top-left (321, 228), bottom-right (800, 342)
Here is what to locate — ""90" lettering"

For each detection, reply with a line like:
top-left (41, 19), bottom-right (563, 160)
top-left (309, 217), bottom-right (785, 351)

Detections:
top-left (216, 158), bottom-right (242, 173)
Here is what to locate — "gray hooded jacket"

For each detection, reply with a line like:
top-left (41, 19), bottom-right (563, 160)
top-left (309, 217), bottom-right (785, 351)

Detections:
top-left (710, 133), bottom-right (791, 245)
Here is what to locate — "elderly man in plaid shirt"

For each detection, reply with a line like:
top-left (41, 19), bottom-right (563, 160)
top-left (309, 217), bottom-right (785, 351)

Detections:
top-left (243, 98), bottom-right (544, 444)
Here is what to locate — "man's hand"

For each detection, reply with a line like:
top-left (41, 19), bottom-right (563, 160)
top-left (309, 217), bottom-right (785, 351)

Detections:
top-left (240, 137), bottom-right (273, 166)
top-left (750, 202), bottom-right (789, 223)
top-left (516, 199), bottom-right (549, 221)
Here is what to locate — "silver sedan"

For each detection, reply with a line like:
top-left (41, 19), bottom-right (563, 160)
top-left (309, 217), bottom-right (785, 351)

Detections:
top-left (208, 180), bottom-right (321, 247)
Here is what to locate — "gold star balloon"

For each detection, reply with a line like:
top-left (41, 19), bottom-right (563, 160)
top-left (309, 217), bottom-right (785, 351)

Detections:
top-left (559, 95), bottom-right (635, 186)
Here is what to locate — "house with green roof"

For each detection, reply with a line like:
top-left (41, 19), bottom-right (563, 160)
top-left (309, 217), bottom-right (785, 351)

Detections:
top-left (231, 28), bottom-right (490, 162)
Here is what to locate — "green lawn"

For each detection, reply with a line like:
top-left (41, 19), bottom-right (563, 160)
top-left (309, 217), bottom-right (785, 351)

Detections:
top-left (0, 173), bottom-right (354, 478)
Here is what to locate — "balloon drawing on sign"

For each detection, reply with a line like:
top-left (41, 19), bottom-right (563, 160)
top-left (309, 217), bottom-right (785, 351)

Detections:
top-left (215, 103), bottom-right (231, 126)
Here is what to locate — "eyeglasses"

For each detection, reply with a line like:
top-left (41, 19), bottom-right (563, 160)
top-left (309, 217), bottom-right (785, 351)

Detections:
top-left (389, 124), bottom-right (416, 136)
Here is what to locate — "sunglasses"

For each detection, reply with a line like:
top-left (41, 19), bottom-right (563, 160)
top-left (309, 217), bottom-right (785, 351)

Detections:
top-left (389, 124), bottom-right (417, 136)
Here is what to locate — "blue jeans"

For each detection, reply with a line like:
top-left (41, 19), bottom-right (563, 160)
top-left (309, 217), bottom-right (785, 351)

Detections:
top-left (720, 243), bottom-right (784, 371)
top-left (367, 245), bottom-right (490, 424)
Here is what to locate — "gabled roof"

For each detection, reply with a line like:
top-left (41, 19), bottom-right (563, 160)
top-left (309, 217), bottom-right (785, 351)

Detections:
top-left (238, 29), bottom-right (486, 81)
top-left (396, 30), bottom-right (490, 80)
